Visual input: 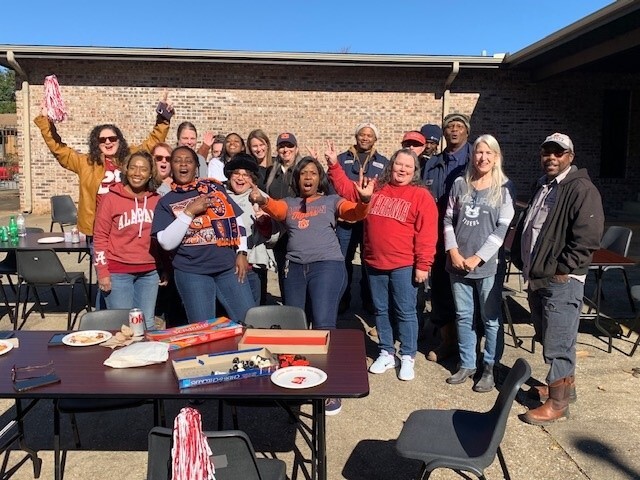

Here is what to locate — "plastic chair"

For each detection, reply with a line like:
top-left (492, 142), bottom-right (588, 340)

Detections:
top-left (0, 227), bottom-right (45, 294)
top-left (54, 309), bottom-right (165, 480)
top-left (219, 305), bottom-right (308, 430)
top-left (147, 427), bottom-right (286, 480)
top-left (396, 358), bottom-right (531, 480)
top-left (589, 226), bottom-right (635, 313)
top-left (15, 249), bottom-right (90, 330)
top-left (49, 195), bottom-right (78, 232)
top-left (627, 286), bottom-right (640, 357)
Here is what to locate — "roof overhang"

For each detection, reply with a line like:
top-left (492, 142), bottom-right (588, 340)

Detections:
top-left (505, 0), bottom-right (640, 80)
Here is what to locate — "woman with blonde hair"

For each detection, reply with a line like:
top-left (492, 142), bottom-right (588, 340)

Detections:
top-left (443, 134), bottom-right (515, 392)
top-left (247, 129), bottom-right (274, 189)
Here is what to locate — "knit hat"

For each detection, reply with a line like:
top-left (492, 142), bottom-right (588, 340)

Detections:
top-left (442, 113), bottom-right (471, 133)
top-left (402, 131), bottom-right (426, 145)
top-left (541, 132), bottom-right (574, 153)
top-left (420, 124), bottom-right (442, 143)
top-left (223, 153), bottom-right (259, 178)
top-left (276, 132), bottom-right (297, 147)
top-left (355, 122), bottom-right (380, 140)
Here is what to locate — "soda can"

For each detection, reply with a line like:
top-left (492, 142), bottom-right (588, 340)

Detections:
top-left (128, 308), bottom-right (145, 337)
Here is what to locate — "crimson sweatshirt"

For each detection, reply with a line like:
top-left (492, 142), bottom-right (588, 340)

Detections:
top-left (328, 162), bottom-right (438, 271)
top-left (93, 183), bottom-right (160, 280)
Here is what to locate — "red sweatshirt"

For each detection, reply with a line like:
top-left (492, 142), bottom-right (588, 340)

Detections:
top-left (93, 183), bottom-right (160, 279)
top-left (328, 162), bottom-right (437, 271)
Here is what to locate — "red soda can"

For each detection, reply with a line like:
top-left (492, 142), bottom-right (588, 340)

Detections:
top-left (128, 308), bottom-right (145, 336)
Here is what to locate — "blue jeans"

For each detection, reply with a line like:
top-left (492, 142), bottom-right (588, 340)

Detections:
top-left (367, 265), bottom-right (418, 357)
top-left (174, 267), bottom-right (256, 324)
top-left (527, 278), bottom-right (583, 383)
top-left (450, 274), bottom-right (501, 369)
top-left (283, 260), bottom-right (346, 329)
top-left (246, 269), bottom-right (261, 306)
top-left (336, 221), bottom-right (371, 303)
top-left (104, 270), bottom-right (159, 330)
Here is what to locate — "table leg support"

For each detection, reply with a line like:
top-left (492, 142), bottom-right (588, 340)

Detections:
top-left (312, 399), bottom-right (326, 480)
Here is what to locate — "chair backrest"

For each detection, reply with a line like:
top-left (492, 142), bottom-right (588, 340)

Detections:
top-left (50, 195), bottom-right (78, 226)
top-left (16, 249), bottom-right (68, 284)
top-left (243, 305), bottom-right (308, 330)
top-left (480, 358), bottom-right (531, 464)
top-left (600, 226), bottom-right (632, 256)
top-left (147, 427), bottom-right (264, 480)
top-left (79, 309), bottom-right (130, 331)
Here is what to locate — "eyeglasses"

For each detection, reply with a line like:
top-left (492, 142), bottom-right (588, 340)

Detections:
top-left (541, 149), bottom-right (569, 158)
top-left (98, 136), bottom-right (119, 144)
top-left (278, 143), bottom-right (296, 149)
top-left (230, 171), bottom-right (251, 179)
top-left (154, 155), bottom-right (171, 162)
top-left (11, 360), bottom-right (55, 382)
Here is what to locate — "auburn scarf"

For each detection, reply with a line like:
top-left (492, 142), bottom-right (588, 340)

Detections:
top-left (171, 179), bottom-right (241, 247)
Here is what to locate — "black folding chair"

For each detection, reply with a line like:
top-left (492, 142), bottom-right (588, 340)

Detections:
top-left (147, 427), bottom-right (286, 480)
top-left (49, 195), bottom-right (78, 232)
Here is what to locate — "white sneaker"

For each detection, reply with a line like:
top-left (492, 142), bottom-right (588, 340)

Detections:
top-left (369, 351), bottom-right (396, 374)
top-left (398, 355), bottom-right (415, 381)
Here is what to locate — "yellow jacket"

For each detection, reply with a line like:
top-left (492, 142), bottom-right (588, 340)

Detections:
top-left (34, 115), bottom-right (170, 235)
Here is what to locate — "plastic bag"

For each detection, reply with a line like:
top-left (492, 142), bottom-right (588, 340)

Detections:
top-left (103, 341), bottom-right (169, 368)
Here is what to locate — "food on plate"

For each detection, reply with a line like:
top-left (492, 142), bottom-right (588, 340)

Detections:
top-left (68, 332), bottom-right (107, 344)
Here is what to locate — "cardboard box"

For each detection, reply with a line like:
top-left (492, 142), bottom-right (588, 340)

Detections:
top-left (145, 317), bottom-right (243, 351)
top-left (172, 347), bottom-right (278, 389)
top-left (238, 329), bottom-right (330, 354)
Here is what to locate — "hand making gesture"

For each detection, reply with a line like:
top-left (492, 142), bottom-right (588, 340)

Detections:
top-left (324, 140), bottom-right (339, 166)
top-left (354, 166), bottom-right (375, 203)
top-left (248, 178), bottom-right (267, 207)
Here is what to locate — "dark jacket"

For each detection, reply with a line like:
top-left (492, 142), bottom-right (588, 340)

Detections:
top-left (512, 167), bottom-right (604, 290)
top-left (422, 142), bottom-right (472, 211)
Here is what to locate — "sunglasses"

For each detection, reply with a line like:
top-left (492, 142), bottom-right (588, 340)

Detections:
top-left (541, 149), bottom-right (569, 158)
top-left (154, 155), bottom-right (171, 162)
top-left (98, 136), bottom-right (119, 144)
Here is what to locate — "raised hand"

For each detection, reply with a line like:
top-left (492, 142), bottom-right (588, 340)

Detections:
top-left (202, 131), bottom-right (215, 147)
top-left (307, 146), bottom-right (319, 160)
top-left (324, 140), bottom-right (338, 166)
top-left (248, 178), bottom-right (266, 206)
top-left (354, 166), bottom-right (375, 203)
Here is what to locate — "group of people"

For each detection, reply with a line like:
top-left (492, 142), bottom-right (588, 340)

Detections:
top-left (34, 92), bottom-right (605, 424)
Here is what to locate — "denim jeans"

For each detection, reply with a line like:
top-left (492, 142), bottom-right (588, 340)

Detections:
top-left (336, 221), bottom-right (372, 304)
top-left (450, 274), bottom-right (501, 369)
top-left (174, 267), bottom-right (256, 324)
top-left (246, 269), bottom-right (261, 306)
top-left (367, 265), bottom-right (418, 357)
top-left (283, 260), bottom-right (346, 329)
top-left (527, 278), bottom-right (583, 383)
top-left (104, 270), bottom-right (159, 329)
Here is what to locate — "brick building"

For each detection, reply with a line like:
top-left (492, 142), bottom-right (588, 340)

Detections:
top-left (1, 1), bottom-right (639, 217)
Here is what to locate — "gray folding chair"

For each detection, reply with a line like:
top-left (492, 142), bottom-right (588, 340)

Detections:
top-left (15, 249), bottom-right (90, 330)
top-left (396, 358), bottom-right (531, 480)
top-left (54, 309), bottom-right (165, 480)
top-left (147, 427), bottom-right (286, 480)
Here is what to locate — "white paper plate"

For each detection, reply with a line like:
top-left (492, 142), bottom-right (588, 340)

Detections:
top-left (270, 366), bottom-right (327, 389)
top-left (0, 340), bottom-right (13, 356)
top-left (62, 330), bottom-right (112, 347)
top-left (37, 236), bottom-right (65, 244)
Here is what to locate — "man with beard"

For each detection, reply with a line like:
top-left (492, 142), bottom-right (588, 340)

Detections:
top-left (422, 113), bottom-right (472, 362)
top-left (336, 122), bottom-right (388, 314)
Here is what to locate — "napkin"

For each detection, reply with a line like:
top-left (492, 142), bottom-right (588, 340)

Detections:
top-left (103, 342), bottom-right (169, 368)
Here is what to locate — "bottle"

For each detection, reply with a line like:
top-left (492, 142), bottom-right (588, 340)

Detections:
top-left (8, 216), bottom-right (17, 241)
top-left (16, 213), bottom-right (26, 237)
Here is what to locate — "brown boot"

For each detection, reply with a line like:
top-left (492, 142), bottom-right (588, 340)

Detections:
top-left (521, 377), bottom-right (570, 425)
top-left (427, 323), bottom-right (458, 362)
top-left (528, 375), bottom-right (577, 403)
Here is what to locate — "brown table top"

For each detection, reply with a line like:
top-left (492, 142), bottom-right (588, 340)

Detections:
top-left (0, 329), bottom-right (370, 401)
top-left (0, 232), bottom-right (90, 253)
top-left (591, 248), bottom-right (636, 267)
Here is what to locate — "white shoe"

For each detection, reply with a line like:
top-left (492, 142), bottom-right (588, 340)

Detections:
top-left (369, 351), bottom-right (396, 374)
top-left (398, 355), bottom-right (415, 381)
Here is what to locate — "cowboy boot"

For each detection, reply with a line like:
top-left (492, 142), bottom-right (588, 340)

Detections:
top-left (528, 375), bottom-right (577, 403)
top-left (522, 377), bottom-right (570, 425)
top-left (427, 322), bottom-right (458, 362)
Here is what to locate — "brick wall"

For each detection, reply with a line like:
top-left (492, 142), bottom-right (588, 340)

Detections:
top-left (13, 59), bottom-right (640, 215)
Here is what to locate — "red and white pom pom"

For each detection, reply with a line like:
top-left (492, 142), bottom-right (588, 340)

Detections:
top-left (171, 407), bottom-right (216, 480)
top-left (43, 75), bottom-right (68, 123)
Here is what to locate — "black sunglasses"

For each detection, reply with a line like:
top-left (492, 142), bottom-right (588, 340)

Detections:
top-left (98, 136), bottom-right (119, 144)
top-left (154, 155), bottom-right (171, 162)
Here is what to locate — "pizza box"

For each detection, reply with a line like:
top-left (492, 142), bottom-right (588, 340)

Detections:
top-left (238, 329), bottom-right (329, 354)
top-left (172, 347), bottom-right (278, 389)
top-left (145, 317), bottom-right (243, 351)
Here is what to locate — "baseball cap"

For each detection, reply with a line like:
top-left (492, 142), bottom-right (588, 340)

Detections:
top-left (420, 124), bottom-right (442, 143)
top-left (276, 132), bottom-right (297, 147)
top-left (402, 131), bottom-right (426, 145)
top-left (541, 132), bottom-right (574, 153)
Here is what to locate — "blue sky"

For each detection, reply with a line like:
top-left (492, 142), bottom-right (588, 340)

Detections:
top-left (1, 1), bottom-right (613, 56)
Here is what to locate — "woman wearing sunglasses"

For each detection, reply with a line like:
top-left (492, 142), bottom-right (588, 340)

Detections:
top-left (34, 91), bottom-right (174, 238)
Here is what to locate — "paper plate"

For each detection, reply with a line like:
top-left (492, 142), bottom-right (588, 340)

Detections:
top-left (0, 340), bottom-right (13, 356)
top-left (62, 330), bottom-right (112, 347)
top-left (270, 366), bottom-right (327, 389)
top-left (37, 236), bottom-right (65, 244)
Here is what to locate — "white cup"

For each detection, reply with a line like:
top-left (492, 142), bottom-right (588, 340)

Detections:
top-left (63, 232), bottom-right (72, 243)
